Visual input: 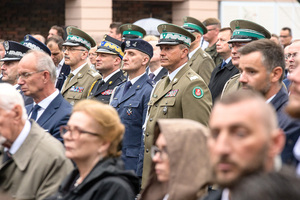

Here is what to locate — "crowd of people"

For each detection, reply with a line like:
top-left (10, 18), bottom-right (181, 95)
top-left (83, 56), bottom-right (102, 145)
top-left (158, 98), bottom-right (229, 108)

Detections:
top-left (0, 15), bottom-right (300, 200)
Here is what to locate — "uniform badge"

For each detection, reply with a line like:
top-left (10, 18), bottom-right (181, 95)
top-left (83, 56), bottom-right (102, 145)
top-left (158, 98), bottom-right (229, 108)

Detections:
top-left (25, 35), bottom-right (29, 41)
top-left (127, 108), bottom-right (132, 116)
top-left (165, 89), bottom-right (179, 98)
top-left (3, 41), bottom-right (9, 51)
top-left (192, 87), bottom-right (204, 99)
top-left (133, 42), bottom-right (137, 47)
top-left (109, 81), bottom-right (112, 85)
top-left (189, 75), bottom-right (199, 81)
top-left (126, 40), bottom-right (131, 47)
top-left (70, 86), bottom-right (84, 93)
top-left (163, 106), bottom-right (168, 115)
top-left (101, 89), bottom-right (113, 95)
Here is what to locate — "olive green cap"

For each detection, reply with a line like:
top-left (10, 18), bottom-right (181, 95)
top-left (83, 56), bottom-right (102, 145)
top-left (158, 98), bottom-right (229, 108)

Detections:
top-left (228, 19), bottom-right (271, 43)
top-left (182, 16), bottom-right (207, 35)
top-left (157, 23), bottom-right (196, 47)
top-left (63, 26), bottom-right (96, 50)
top-left (119, 24), bottom-right (146, 40)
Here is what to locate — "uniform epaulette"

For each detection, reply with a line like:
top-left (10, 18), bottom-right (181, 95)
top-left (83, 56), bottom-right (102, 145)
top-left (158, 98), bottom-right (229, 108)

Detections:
top-left (228, 73), bottom-right (240, 81)
top-left (88, 70), bottom-right (101, 78)
top-left (186, 71), bottom-right (200, 81)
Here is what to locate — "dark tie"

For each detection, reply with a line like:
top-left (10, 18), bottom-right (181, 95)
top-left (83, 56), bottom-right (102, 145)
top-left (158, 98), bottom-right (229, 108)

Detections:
top-left (123, 81), bottom-right (132, 95)
top-left (220, 61), bottom-right (227, 69)
top-left (2, 151), bottom-right (12, 164)
top-left (164, 77), bottom-right (170, 89)
top-left (149, 73), bottom-right (155, 80)
top-left (95, 79), bottom-right (105, 92)
top-left (30, 104), bottom-right (41, 121)
top-left (65, 73), bottom-right (74, 85)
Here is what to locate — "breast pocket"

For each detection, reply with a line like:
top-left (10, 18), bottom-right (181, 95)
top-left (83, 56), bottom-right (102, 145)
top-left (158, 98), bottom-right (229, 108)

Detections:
top-left (159, 97), bottom-right (176, 116)
top-left (123, 101), bottom-right (141, 122)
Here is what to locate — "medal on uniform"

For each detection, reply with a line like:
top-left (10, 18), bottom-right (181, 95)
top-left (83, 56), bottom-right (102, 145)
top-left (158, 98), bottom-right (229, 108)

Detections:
top-left (163, 106), bottom-right (168, 115)
top-left (127, 108), bottom-right (132, 116)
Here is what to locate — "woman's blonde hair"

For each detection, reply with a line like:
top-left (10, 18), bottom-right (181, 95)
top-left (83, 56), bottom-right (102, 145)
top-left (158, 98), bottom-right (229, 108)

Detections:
top-left (73, 99), bottom-right (125, 157)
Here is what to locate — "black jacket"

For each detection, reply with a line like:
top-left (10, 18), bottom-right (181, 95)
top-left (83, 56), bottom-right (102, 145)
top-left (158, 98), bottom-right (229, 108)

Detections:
top-left (48, 157), bottom-right (139, 200)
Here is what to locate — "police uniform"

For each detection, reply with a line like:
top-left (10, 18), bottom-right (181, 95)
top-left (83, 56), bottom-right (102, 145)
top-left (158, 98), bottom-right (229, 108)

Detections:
top-left (110, 39), bottom-right (154, 177)
top-left (183, 16), bottom-right (216, 85)
top-left (61, 26), bottom-right (101, 105)
top-left (142, 24), bottom-right (212, 187)
top-left (23, 34), bottom-right (51, 55)
top-left (87, 35), bottom-right (127, 104)
top-left (119, 24), bottom-right (146, 40)
top-left (221, 19), bottom-right (271, 98)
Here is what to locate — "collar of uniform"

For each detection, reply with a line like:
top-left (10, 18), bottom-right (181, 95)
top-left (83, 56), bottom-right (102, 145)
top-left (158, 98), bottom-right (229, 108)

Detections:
top-left (128, 72), bottom-right (146, 85)
top-left (71, 62), bottom-right (88, 77)
top-left (148, 66), bottom-right (163, 77)
top-left (103, 69), bottom-right (120, 83)
top-left (168, 63), bottom-right (186, 82)
top-left (189, 45), bottom-right (201, 59)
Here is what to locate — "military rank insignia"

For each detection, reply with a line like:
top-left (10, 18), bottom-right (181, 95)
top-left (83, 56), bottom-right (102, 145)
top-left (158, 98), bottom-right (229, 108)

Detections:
top-left (70, 86), bottom-right (84, 93)
top-left (101, 89), bottom-right (113, 95)
top-left (192, 87), bottom-right (203, 99)
top-left (127, 108), bottom-right (132, 116)
top-left (165, 89), bottom-right (179, 98)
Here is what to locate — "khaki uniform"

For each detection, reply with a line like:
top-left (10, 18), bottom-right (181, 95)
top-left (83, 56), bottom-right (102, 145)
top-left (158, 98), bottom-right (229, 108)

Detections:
top-left (188, 47), bottom-right (215, 85)
top-left (142, 64), bottom-right (212, 187)
top-left (221, 73), bottom-right (241, 98)
top-left (205, 43), bottom-right (223, 68)
top-left (61, 63), bottom-right (101, 105)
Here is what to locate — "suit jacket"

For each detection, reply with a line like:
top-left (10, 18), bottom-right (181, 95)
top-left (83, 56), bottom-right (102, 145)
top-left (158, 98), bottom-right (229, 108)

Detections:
top-left (88, 70), bottom-right (127, 104)
top-left (142, 63), bottom-right (212, 187)
top-left (208, 60), bottom-right (239, 102)
top-left (16, 85), bottom-right (34, 106)
top-left (56, 63), bottom-right (70, 91)
top-left (270, 86), bottom-right (300, 165)
top-left (201, 189), bottom-right (222, 200)
top-left (111, 73), bottom-right (153, 177)
top-left (26, 94), bottom-right (72, 141)
top-left (146, 67), bottom-right (168, 83)
top-left (187, 47), bottom-right (216, 85)
top-left (0, 120), bottom-right (73, 200)
top-left (61, 63), bottom-right (101, 105)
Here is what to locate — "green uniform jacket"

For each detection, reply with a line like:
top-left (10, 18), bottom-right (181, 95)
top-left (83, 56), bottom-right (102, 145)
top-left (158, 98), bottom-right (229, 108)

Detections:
top-left (221, 73), bottom-right (241, 98)
top-left (205, 43), bottom-right (223, 68)
top-left (187, 47), bottom-right (216, 85)
top-left (0, 120), bottom-right (73, 200)
top-left (142, 64), bottom-right (212, 187)
top-left (61, 63), bottom-right (101, 105)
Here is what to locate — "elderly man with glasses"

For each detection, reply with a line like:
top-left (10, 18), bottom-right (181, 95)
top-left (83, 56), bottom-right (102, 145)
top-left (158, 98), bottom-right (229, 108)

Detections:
top-left (61, 26), bottom-right (101, 105)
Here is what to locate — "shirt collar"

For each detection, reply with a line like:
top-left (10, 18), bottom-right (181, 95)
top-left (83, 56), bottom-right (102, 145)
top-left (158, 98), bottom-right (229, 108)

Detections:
top-left (128, 72), bottom-right (145, 85)
top-left (148, 66), bottom-right (163, 77)
top-left (103, 69), bottom-right (120, 83)
top-left (168, 63), bottom-right (186, 81)
top-left (71, 62), bottom-right (87, 76)
top-left (34, 89), bottom-right (59, 110)
top-left (189, 45), bottom-right (201, 59)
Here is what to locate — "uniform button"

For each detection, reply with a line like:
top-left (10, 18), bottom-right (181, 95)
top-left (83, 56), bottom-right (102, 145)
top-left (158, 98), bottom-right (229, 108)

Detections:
top-left (149, 118), bottom-right (153, 122)
top-left (146, 149), bottom-right (149, 153)
top-left (155, 104), bottom-right (158, 107)
top-left (117, 105), bottom-right (120, 108)
top-left (146, 132), bottom-right (149, 136)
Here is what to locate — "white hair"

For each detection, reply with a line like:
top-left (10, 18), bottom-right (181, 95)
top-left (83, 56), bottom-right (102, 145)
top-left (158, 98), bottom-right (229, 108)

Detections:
top-left (0, 83), bottom-right (27, 121)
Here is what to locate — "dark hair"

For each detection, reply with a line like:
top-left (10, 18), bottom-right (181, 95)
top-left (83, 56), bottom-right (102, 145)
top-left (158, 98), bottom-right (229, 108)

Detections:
top-left (219, 27), bottom-right (232, 34)
top-left (238, 39), bottom-right (285, 82)
top-left (50, 25), bottom-right (65, 38)
top-left (281, 27), bottom-right (292, 36)
top-left (231, 169), bottom-right (300, 200)
top-left (109, 22), bottom-right (123, 34)
top-left (46, 36), bottom-right (64, 51)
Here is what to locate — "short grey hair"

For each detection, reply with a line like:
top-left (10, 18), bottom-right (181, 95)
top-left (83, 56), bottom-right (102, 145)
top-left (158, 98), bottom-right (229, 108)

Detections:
top-left (0, 83), bottom-right (27, 121)
top-left (24, 50), bottom-right (57, 83)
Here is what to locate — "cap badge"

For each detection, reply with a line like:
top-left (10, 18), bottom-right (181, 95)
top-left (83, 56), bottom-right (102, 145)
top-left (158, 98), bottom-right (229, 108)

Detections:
top-left (126, 41), bottom-right (130, 47)
top-left (133, 42), bottom-right (137, 47)
top-left (3, 41), bottom-right (9, 51)
top-left (25, 35), bottom-right (29, 41)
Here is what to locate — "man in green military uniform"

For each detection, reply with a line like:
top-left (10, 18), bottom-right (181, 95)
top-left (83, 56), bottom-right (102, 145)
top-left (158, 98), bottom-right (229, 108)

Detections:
top-left (61, 26), bottom-right (101, 105)
top-left (119, 24), bottom-right (146, 40)
top-left (183, 16), bottom-right (216, 85)
top-left (221, 19), bottom-right (271, 98)
top-left (142, 23), bottom-right (212, 187)
top-left (203, 18), bottom-right (223, 67)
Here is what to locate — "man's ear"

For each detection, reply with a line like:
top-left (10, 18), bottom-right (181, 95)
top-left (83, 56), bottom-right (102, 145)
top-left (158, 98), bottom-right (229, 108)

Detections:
top-left (271, 66), bottom-right (283, 83)
top-left (12, 104), bottom-right (23, 122)
top-left (269, 129), bottom-right (285, 158)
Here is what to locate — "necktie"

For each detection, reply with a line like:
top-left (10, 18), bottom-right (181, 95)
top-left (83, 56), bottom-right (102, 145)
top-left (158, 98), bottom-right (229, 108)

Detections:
top-left (65, 73), bottom-right (74, 85)
top-left (30, 104), bottom-right (41, 121)
top-left (123, 81), bottom-right (132, 95)
top-left (149, 73), bottom-right (155, 80)
top-left (164, 77), bottom-right (170, 89)
top-left (95, 79), bottom-right (105, 92)
top-left (2, 151), bottom-right (12, 164)
top-left (220, 61), bottom-right (227, 69)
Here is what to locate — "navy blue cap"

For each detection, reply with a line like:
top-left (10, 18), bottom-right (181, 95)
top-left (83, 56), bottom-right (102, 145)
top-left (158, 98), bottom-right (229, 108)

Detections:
top-left (1, 41), bottom-right (30, 62)
top-left (121, 39), bottom-right (153, 59)
top-left (23, 34), bottom-right (51, 56)
top-left (96, 34), bottom-right (124, 59)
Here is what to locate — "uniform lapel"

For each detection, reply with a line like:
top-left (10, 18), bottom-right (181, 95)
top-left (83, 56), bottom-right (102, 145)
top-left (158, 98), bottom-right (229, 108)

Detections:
top-left (36, 95), bottom-right (61, 126)
top-left (94, 71), bottom-right (122, 96)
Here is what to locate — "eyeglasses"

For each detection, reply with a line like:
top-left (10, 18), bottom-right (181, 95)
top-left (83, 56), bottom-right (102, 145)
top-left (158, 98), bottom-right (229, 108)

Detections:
top-left (18, 71), bottom-right (44, 79)
top-left (151, 145), bottom-right (169, 161)
top-left (63, 47), bottom-right (86, 53)
top-left (60, 125), bottom-right (101, 139)
top-left (228, 43), bottom-right (248, 49)
top-left (286, 53), bottom-right (298, 59)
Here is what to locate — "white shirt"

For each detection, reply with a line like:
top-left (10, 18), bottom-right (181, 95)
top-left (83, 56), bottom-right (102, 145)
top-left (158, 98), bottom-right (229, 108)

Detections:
top-left (189, 45), bottom-right (201, 59)
top-left (55, 58), bottom-right (65, 86)
top-left (221, 188), bottom-right (230, 200)
top-left (148, 66), bottom-right (163, 77)
top-left (168, 63), bottom-right (186, 81)
top-left (5, 120), bottom-right (31, 155)
top-left (128, 72), bottom-right (145, 85)
top-left (104, 69), bottom-right (120, 83)
top-left (29, 90), bottom-right (59, 121)
top-left (70, 62), bottom-right (87, 81)
top-left (266, 94), bottom-right (276, 104)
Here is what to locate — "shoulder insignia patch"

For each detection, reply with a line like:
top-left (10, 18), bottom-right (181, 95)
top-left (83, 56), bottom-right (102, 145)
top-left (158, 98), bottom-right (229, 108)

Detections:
top-left (192, 87), bottom-right (203, 99)
top-left (189, 75), bottom-right (199, 81)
